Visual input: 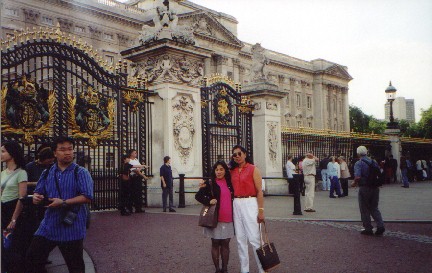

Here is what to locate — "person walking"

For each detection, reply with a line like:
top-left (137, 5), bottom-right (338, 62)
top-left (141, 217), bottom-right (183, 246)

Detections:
top-left (26, 136), bottom-right (94, 273)
top-left (1, 141), bottom-right (28, 273)
top-left (302, 151), bottom-right (318, 212)
top-left (339, 156), bottom-right (351, 196)
top-left (195, 161), bottom-right (234, 273)
top-left (229, 144), bottom-right (265, 273)
top-left (327, 156), bottom-right (344, 198)
top-left (352, 146), bottom-right (385, 236)
top-left (319, 154), bottom-right (330, 191)
top-left (160, 156), bottom-right (176, 212)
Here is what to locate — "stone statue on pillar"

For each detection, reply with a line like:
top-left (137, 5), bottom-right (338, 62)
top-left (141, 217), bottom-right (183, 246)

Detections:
top-left (251, 43), bottom-right (269, 82)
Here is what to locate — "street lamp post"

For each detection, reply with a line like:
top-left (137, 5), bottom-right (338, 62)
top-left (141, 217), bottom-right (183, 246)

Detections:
top-left (385, 81), bottom-right (399, 129)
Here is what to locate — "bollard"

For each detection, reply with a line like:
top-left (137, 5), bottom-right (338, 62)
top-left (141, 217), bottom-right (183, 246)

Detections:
top-left (178, 174), bottom-right (186, 208)
top-left (292, 174), bottom-right (302, 215)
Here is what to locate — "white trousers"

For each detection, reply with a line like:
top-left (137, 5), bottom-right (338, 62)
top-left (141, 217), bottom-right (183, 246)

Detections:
top-left (304, 175), bottom-right (315, 210)
top-left (233, 197), bottom-right (264, 273)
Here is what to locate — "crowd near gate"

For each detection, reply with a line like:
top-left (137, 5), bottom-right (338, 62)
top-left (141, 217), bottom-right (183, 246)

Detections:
top-left (200, 76), bottom-right (254, 177)
top-left (281, 127), bottom-right (432, 170)
top-left (1, 27), bottom-right (153, 210)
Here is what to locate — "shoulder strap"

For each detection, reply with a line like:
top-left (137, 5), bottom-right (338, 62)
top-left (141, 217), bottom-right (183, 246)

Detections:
top-left (1, 168), bottom-right (22, 191)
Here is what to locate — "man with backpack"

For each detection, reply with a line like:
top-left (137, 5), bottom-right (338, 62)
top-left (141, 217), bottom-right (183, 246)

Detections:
top-left (352, 146), bottom-right (385, 236)
top-left (26, 136), bottom-right (94, 273)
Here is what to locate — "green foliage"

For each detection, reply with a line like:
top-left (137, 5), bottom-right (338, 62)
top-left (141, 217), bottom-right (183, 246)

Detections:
top-left (349, 105), bottom-right (370, 132)
top-left (417, 106), bottom-right (432, 138)
top-left (349, 104), bottom-right (432, 139)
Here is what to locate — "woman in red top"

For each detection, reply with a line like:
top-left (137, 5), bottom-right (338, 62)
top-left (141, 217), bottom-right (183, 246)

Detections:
top-left (229, 145), bottom-right (265, 273)
top-left (195, 161), bottom-right (234, 273)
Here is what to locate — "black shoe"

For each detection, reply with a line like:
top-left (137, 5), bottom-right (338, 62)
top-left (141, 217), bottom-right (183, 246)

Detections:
top-left (163, 209), bottom-right (167, 212)
top-left (329, 196), bottom-right (336, 198)
top-left (135, 209), bottom-right (145, 213)
top-left (169, 208), bottom-right (176, 212)
top-left (401, 186), bottom-right (409, 188)
top-left (375, 227), bottom-right (385, 236)
top-left (338, 195), bottom-right (345, 198)
top-left (360, 229), bottom-right (374, 235)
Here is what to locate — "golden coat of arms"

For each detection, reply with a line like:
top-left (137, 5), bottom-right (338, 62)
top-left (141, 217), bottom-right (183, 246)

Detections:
top-left (1, 76), bottom-right (55, 145)
top-left (67, 86), bottom-right (115, 148)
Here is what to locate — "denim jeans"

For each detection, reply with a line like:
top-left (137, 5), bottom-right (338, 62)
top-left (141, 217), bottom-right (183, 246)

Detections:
top-left (329, 176), bottom-right (342, 197)
top-left (401, 168), bottom-right (409, 187)
top-left (162, 186), bottom-right (174, 210)
top-left (321, 169), bottom-right (330, 190)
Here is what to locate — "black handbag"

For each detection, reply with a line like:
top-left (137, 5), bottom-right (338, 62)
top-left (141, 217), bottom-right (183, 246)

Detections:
top-left (256, 221), bottom-right (280, 272)
top-left (198, 204), bottom-right (218, 228)
top-left (198, 182), bottom-right (218, 228)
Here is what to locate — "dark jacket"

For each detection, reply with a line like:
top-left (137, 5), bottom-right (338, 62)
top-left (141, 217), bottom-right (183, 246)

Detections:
top-left (195, 179), bottom-right (234, 218)
top-left (319, 158), bottom-right (330, 170)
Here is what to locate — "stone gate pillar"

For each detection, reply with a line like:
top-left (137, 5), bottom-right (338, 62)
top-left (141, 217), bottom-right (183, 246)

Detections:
top-left (243, 83), bottom-right (285, 177)
top-left (385, 128), bottom-right (402, 183)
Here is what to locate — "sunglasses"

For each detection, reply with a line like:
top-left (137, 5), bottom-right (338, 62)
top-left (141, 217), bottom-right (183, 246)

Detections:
top-left (232, 152), bottom-right (242, 157)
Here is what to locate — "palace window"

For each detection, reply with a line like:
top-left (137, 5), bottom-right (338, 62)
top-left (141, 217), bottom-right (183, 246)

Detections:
top-left (5, 8), bottom-right (18, 17)
top-left (106, 55), bottom-right (114, 65)
top-left (333, 99), bottom-right (336, 112)
top-left (285, 93), bottom-right (290, 106)
top-left (308, 122), bottom-right (312, 128)
top-left (297, 121), bottom-right (302, 127)
top-left (307, 96), bottom-right (312, 109)
top-left (42, 16), bottom-right (54, 25)
top-left (75, 26), bottom-right (86, 33)
top-left (338, 101), bottom-right (342, 113)
top-left (104, 33), bottom-right (114, 40)
top-left (296, 94), bottom-right (301, 107)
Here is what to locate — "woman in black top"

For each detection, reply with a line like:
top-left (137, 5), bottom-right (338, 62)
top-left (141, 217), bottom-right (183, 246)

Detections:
top-left (119, 155), bottom-right (133, 216)
top-left (195, 161), bottom-right (234, 273)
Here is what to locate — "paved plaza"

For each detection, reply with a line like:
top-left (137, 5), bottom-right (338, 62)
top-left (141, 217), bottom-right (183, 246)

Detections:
top-left (48, 180), bottom-right (432, 273)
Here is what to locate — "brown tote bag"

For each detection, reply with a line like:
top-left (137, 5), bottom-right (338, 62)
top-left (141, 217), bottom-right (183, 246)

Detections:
top-left (198, 182), bottom-right (218, 228)
top-left (256, 221), bottom-right (281, 271)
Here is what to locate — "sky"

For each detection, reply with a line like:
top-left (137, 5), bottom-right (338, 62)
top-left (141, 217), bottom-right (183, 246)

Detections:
top-left (121, 0), bottom-right (432, 122)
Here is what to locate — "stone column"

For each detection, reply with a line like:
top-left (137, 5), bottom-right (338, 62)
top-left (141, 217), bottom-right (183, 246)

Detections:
top-left (385, 128), bottom-right (402, 183)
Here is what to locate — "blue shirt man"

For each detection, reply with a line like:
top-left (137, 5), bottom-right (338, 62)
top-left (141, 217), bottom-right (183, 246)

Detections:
top-left (160, 156), bottom-right (175, 212)
top-left (26, 136), bottom-right (94, 273)
top-left (353, 146), bottom-right (385, 236)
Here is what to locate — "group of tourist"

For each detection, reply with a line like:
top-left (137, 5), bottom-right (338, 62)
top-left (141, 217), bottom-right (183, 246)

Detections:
top-left (1, 137), bottom-right (94, 273)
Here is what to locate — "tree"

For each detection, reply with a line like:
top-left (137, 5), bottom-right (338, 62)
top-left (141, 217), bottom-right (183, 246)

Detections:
top-left (417, 106), bottom-right (432, 138)
top-left (349, 105), bottom-right (370, 132)
top-left (368, 118), bottom-right (386, 134)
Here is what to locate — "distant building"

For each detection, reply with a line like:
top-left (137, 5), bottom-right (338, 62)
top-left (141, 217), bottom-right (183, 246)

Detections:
top-left (385, 97), bottom-right (415, 123)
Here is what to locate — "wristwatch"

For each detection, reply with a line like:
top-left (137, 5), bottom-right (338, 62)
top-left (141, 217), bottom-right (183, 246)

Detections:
top-left (11, 219), bottom-right (16, 223)
top-left (62, 199), bottom-right (68, 208)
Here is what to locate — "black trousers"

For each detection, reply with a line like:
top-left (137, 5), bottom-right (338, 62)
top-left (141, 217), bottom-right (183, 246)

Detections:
top-left (340, 178), bottom-right (349, 196)
top-left (130, 175), bottom-right (143, 210)
top-left (26, 236), bottom-right (84, 273)
top-left (119, 179), bottom-right (132, 212)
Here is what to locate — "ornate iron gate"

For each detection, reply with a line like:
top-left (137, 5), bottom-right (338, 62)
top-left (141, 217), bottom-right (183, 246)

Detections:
top-left (1, 27), bottom-right (153, 210)
top-left (200, 75), bottom-right (253, 176)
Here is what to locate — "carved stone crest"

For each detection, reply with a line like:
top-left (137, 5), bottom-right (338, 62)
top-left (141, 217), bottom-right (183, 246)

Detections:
top-left (267, 121), bottom-right (278, 164)
top-left (1, 76), bottom-right (55, 145)
top-left (266, 101), bottom-right (278, 110)
top-left (173, 95), bottom-right (195, 164)
top-left (67, 86), bottom-right (115, 148)
top-left (130, 55), bottom-right (204, 85)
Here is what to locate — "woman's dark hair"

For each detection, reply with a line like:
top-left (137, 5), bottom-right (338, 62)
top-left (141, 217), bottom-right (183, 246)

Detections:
top-left (163, 156), bottom-right (170, 163)
top-left (2, 141), bottom-right (26, 169)
top-left (211, 160), bottom-right (232, 188)
top-left (121, 154), bottom-right (129, 162)
top-left (229, 144), bottom-right (253, 170)
top-left (127, 149), bottom-right (137, 158)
